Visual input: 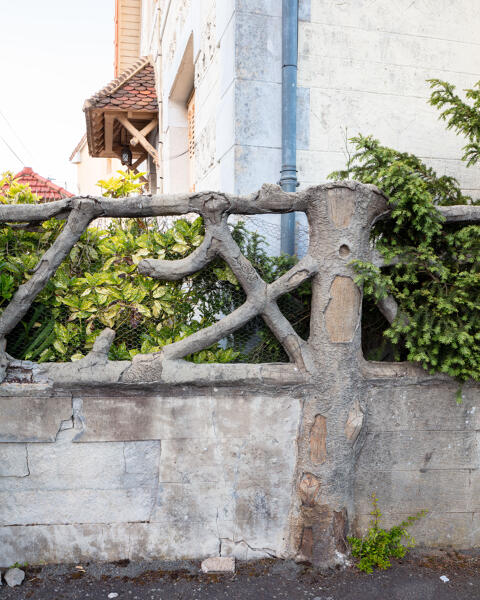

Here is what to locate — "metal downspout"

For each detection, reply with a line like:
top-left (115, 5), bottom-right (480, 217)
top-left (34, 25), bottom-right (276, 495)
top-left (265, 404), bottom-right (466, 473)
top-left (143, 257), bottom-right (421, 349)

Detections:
top-left (280, 0), bottom-right (298, 255)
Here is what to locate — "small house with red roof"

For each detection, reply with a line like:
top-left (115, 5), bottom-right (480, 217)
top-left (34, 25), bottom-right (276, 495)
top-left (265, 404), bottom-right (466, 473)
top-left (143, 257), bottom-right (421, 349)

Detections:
top-left (12, 167), bottom-right (73, 202)
top-left (69, 135), bottom-right (122, 197)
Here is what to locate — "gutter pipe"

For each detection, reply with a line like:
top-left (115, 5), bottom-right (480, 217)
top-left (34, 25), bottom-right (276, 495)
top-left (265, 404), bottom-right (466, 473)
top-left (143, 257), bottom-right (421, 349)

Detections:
top-left (280, 0), bottom-right (298, 255)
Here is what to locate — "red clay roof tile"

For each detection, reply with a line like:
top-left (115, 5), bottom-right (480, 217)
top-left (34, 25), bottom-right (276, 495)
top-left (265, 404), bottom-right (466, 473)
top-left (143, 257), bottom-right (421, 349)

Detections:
top-left (7, 167), bottom-right (74, 201)
top-left (83, 57), bottom-right (158, 113)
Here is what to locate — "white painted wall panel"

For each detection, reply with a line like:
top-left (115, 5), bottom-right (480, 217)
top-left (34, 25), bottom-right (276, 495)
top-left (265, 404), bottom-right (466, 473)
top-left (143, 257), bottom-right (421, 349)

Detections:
top-left (299, 2), bottom-right (480, 196)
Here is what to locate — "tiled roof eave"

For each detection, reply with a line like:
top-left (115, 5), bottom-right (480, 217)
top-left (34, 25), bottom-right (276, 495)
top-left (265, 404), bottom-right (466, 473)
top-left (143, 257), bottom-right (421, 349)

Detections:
top-left (86, 56), bottom-right (153, 104)
top-left (83, 57), bottom-right (158, 158)
top-left (69, 133), bottom-right (87, 162)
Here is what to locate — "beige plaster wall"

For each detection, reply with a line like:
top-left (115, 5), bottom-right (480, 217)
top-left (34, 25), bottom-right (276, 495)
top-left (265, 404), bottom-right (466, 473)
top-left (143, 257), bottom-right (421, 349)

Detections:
top-left (72, 143), bottom-right (122, 196)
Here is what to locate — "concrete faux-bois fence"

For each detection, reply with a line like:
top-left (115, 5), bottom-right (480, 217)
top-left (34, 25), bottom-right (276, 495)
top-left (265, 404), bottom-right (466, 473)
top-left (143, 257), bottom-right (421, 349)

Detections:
top-left (1, 182), bottom-right (480, 566)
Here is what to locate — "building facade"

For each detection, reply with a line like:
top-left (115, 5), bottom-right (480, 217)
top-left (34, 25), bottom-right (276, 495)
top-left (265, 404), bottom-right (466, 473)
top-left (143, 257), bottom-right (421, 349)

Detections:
top-left (70, 135), bottom-right (122, 196)
top-left (78, 0), bottom-right (480, 248)
top-left (141, 0), bottom-right (480, 251)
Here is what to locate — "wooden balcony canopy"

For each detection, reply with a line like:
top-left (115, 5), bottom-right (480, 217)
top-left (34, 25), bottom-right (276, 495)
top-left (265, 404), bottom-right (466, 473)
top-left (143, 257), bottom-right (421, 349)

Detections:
top-left (83, 56), bottom-right (159, 170)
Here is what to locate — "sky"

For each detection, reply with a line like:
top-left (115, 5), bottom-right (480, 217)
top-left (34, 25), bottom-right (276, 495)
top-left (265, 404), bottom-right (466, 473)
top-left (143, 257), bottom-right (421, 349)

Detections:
top-left (0, 1), bottom-right (115, 193)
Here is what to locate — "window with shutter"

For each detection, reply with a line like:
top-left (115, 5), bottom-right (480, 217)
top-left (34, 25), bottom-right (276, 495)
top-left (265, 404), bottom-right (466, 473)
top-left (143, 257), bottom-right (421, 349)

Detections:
top-left (187, 90), bottom-right (195, 192)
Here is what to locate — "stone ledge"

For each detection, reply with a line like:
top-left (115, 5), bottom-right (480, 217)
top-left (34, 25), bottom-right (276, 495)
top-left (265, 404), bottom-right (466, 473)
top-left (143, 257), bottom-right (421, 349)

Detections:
top-left (201, 556), bottom-right (235, 573)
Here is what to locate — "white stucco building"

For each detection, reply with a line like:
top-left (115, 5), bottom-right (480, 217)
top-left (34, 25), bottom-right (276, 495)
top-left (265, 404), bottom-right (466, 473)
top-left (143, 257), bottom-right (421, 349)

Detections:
top-left (77, 0), bottom-right (480, 250)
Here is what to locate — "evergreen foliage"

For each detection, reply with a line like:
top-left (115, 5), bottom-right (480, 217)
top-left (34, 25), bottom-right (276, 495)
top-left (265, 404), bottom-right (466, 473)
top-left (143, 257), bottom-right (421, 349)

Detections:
top-left (329, 80), bottom-right (480, 386)
top-left (429, 79), bottom-right (480, 167)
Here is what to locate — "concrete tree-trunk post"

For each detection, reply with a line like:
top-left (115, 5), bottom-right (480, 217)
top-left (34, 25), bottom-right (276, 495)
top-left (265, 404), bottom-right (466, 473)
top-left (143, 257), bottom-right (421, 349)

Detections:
top-left (290, 184), bottom-right (387, 566)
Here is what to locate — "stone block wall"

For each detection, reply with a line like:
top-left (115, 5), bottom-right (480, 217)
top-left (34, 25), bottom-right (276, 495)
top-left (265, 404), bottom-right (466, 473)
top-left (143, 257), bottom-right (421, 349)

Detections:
top-left (355, 380), bottom-right (480, 548)
top-left (0, 387), bottom-right (300, 565)
top-left (1, 378), bottom-right (480, 565)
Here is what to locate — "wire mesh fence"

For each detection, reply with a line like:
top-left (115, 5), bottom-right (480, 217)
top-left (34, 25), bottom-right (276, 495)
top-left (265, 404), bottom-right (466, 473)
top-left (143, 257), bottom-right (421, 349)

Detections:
top-left (1, 213), bottom-right (312, 364)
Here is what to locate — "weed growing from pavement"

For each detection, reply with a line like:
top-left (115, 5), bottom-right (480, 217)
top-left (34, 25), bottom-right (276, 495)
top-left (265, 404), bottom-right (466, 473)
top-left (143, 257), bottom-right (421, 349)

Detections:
top-left (8, 561), bottom-right (28, 570)
top-left (348, 494), bottom-right (427, 574)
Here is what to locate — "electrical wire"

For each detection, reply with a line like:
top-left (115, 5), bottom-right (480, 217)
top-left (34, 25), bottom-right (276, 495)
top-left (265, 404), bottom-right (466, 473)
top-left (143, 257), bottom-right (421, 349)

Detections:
top-left (169, 148), bottom-right (188, 160)
top-left (0, 108), bottom-right (31, 160)
top-left (0, 133), bottom-right (24, 166)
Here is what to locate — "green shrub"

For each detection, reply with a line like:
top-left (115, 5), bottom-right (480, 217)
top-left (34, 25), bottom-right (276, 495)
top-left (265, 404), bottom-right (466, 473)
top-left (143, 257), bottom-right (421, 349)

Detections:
top-left (348, 494), bottom-right (427, 574)
top-left (0, 171), bottom-right (310, 363)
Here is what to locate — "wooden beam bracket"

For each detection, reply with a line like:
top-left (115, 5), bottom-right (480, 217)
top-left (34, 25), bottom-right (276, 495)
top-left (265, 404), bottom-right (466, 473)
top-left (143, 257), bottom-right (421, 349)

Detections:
top-left (131, 154), bottom-right (147, 171)
top-left (131, 118), bottom-right (158, 146)
top-left (104, 114), bottom-right (115, 153)
top-left (117, 115), bottom-right (159, 166)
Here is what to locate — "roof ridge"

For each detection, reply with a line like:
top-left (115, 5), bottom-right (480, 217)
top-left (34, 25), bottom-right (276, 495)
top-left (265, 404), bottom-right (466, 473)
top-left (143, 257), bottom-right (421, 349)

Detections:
top-left (84, 56), bottom-right (153, 109)
top-left (13, 167), bottom-right (74, 198)
top-left (69, 134), bottom-right (87, 162)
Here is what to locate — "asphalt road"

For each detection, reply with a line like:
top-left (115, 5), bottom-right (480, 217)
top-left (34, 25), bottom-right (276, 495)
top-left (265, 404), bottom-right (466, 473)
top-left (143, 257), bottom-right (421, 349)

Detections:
top-left (2, 551), bottom-right (480, 600)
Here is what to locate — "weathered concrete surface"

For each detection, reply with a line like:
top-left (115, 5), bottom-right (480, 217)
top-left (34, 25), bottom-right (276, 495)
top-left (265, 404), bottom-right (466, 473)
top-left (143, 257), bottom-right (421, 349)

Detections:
top-left (71, 390), bottom-right (299, 442)
top-left (0, 389), bottom-right (301, 565)
top-left (0, 444), bottom-right (29, 477)
top-left (298, 1), bottom-right (480, 196)
top-left (0, 391), bottom-right (71, 442)
top-left (1, 376), bottom-right (480, 564)
top-left (354, 381), bottom-right (480, 548)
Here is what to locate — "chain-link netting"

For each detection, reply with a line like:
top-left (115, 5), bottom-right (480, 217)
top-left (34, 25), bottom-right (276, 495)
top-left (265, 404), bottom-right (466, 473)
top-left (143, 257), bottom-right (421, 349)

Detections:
top-left (2, 214), bottom-right (312, 364)
top-left (361, 296), bottom-right (400, 362)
